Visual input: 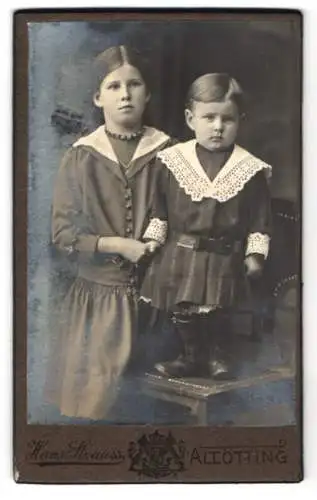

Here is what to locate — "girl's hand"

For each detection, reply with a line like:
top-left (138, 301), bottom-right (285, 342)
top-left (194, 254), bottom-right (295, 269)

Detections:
top-left (244, 254), bottom-right (263, 279)
top-left (145, 240), bottom-right (161, 254)
top-left (119, 239), bottom-right (148, 263)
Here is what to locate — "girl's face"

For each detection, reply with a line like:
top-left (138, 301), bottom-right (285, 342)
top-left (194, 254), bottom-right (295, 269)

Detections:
top-left (94, 64), bottom-right (149, 130)
top-left (185, 99), bottom-right (239, 152)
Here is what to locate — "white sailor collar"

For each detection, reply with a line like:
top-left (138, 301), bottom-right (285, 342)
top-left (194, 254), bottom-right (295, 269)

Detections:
top-left (157, 140), bottom-right (272, 202)
top-left (73, 125), bottom-right (170, 164)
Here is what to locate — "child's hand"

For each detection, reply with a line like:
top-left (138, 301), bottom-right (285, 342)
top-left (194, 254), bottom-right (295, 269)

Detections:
top-left (120, 239), bottom-right (147, 263)
top-left (145, 240), bottom-right (161, 254)
top-left (244, 254), bottom-right (263, 279)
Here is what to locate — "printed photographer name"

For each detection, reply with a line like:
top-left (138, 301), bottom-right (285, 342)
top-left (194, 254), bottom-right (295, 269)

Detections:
top-left (26, 439), bottom-right (125, 464)
top-left (190, 440), bottom-right (288, 466)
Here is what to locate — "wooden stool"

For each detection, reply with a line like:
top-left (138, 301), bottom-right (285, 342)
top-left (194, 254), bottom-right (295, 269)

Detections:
top-left (138, 366), bottom-right (294, 425)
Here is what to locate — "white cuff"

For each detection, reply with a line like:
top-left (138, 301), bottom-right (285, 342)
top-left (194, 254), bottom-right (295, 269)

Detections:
top-left (245, 232), bottom-right (270, 259)
top-left (143, 218), bottom-right (168, 245)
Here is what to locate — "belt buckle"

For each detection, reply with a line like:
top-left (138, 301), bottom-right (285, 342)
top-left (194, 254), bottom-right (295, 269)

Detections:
top-left (176, 234), bottom-right (197, 250)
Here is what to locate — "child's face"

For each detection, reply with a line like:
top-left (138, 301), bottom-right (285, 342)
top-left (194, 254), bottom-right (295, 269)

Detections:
top-left (185, 99), bottom-right (239, 152)
top-left (94, 64), bottom-right (149, 129)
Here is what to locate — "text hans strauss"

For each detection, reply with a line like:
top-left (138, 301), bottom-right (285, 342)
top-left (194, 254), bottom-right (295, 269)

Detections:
top-left (26, 440), bottom-right (125, 465)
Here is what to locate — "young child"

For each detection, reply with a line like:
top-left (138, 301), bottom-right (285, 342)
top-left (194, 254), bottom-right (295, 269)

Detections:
top-left (47, 45), bottom-right (172, 420)
top-left (141, 73), bottom-right (272, 380)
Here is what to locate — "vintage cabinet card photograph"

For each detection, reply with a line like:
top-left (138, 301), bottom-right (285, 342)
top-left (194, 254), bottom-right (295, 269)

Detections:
top-left (13, 9), bottom-right (302, 483)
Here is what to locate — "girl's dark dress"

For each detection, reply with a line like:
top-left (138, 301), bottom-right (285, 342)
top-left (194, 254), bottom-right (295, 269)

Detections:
top-left (47, 125), bottom-right (172, 419)
top-left (141, 140), bottom-right (272, 314)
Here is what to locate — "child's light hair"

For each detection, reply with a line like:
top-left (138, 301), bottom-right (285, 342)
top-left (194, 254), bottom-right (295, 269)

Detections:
top-left (186, 73), bottom-right (245, 114)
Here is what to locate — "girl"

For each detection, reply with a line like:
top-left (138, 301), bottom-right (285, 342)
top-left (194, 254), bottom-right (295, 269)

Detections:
top-left (47, 45), bottom-right (172, 420)
top-left (141, 73), bottom-right (272, 380)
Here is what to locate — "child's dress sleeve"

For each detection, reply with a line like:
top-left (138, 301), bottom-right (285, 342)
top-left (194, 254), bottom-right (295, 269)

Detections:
top-left (143, 158), bottom-right (168, 246)
top-left (244, 169), bottom-right (272, 261)
top-left (51, 147), bottom-right (100, 262)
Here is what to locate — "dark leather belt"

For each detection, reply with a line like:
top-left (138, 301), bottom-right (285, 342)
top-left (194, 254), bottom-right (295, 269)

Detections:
top-left (175, 233), bottom-right (241, 256)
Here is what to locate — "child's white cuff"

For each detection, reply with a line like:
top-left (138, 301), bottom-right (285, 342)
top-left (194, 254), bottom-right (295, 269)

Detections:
top-left (143, 218), bottom-right (168, 245)
top-left (245, 232), bottom-right (270, 259)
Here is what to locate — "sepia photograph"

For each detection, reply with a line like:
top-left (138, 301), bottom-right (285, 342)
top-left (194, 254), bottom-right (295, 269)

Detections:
top-left (14, 9), bottom-right (302, 483)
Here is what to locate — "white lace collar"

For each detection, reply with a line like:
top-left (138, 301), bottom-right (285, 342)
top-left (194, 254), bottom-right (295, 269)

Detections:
top-left (157, 140), bottom-right (272, 202)
top-left (73, 125), bottom-right (170, 164)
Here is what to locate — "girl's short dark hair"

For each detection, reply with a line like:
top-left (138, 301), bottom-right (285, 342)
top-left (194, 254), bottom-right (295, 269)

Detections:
top-left (91, 45), bottom-right (150, 95)
top-left (186, 73), bottom-right (245, 114)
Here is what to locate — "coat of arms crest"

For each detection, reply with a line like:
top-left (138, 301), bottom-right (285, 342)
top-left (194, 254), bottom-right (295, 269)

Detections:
top-left (128, 430), bottom-right (186, 478)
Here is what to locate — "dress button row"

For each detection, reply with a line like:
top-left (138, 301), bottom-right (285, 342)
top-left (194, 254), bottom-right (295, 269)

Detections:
top-left (125, 187), bottom-right (133, 236)
top-left (125, 189), bottom-right (132, 200)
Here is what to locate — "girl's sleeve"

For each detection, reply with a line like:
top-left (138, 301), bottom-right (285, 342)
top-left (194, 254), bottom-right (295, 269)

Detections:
top-left (143, 158), bottom-right (168, 245)
top-left (244, 169), bottom-right (272, 260)
top-left (51, 147), bottom-right (100, 261)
